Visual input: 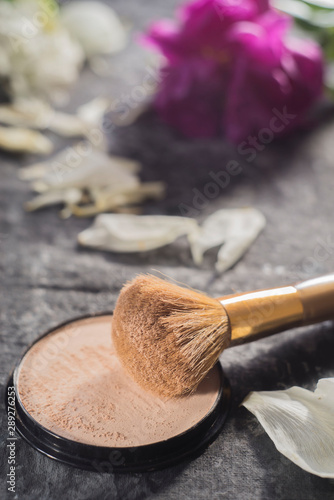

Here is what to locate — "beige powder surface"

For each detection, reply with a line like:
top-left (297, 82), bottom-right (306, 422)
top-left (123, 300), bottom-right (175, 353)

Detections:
top-left (17, 316), bottom-right (221, 447)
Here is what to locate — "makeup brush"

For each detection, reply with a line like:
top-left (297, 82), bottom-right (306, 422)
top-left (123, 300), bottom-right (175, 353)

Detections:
top-left (111, 274), bottom-right (334, 398)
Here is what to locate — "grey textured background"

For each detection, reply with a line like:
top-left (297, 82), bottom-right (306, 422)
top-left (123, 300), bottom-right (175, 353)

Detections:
top-left (1, 0), bottom-right (334, 499)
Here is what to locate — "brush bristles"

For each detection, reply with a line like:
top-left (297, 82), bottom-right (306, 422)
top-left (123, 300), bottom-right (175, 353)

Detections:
top-left (112, 275), bottom-right (231, 398)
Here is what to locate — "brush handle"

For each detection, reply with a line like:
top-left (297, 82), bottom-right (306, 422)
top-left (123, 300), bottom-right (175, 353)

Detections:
top-left (295, 275), bottom-right (334, 323)
top-left (220, 274), bottom-right (334, 345)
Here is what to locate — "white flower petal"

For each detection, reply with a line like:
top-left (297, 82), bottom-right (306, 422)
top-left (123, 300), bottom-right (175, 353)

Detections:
top-left (25, 188), bottom-right (82, 212)
top-left (0, 97), bottom-right (111, 138)
top-left (78, 214), bottom-right (199, 252)
top-left (189, 208), bottom-right (266, 269)
top-left (18, 162), bottom-right (49, 181)
top-left (20, 143), bottom-right (162, 217)
top-left (47, 112), bottom-right (87, 137)
top-left (27, 146), bottom-right (140, 191)
top-left (70, 182), bottom-right (165, 217)
top-left (0, 126), bottom-right (53, 154)
top-left (0, 1), bottom-right (84, 103)
top-left (89, 182), bottom-right (165, 211)
top-left (0, 99), bottom-right (51, 129)
top-left (242, 378), bottom-right (334, 478)
top-left (61, 1), bottom-right (127, 57)
top-left (0, 99), bottom-right (83, 136)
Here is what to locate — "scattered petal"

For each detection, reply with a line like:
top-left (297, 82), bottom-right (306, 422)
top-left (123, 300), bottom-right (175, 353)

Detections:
top-left (46, 112), bottom-right (87, 137)
top-left (0, 126), bottom-right (53, 154)
top-left (20, 142), bottom-right (165, 217)
top-left (77, 208), bottom-right (264, 263)
top-left (0, 97), bottom-right (111, 138)
top-left (82, 182), bottom-right (165, 214)
top-left (18, 162), bottom-right (49, 181)
top-left (28, 146), bottom-right (140, 192)
top-left (0, 99), bottom-right (51, 129)
top-left (242, 378), bottom-right (334, 478)
top-left (78, 214), bottom-right (199, 252)
top-left (25, 188), bottom-right (82, 212)
top-left (189, 208), bottom-right (266, 271)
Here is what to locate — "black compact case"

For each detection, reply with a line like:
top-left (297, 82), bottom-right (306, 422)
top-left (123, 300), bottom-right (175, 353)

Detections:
top-left (6, 313), bottom-right (231, 473)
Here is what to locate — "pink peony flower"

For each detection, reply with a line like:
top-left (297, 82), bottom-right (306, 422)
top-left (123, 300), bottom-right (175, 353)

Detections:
top-left (143, 0), bottom-right (324, 143)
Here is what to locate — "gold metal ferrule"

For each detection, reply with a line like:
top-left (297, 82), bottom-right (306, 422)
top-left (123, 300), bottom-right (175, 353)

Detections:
top-left (220, 286), bottom-right (304, 345)
top-left (218, 274), bottom-right (334, 345)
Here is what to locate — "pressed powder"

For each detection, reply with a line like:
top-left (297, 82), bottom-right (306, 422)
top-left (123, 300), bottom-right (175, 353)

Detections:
top-left (17, 316), bottom-right (221, 447)
top-left (9, 313), bottom-right (230, 471)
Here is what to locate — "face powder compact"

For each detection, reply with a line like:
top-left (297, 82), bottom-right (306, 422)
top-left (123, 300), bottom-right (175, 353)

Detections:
top-left (7, 314), bottom-right (231, 472)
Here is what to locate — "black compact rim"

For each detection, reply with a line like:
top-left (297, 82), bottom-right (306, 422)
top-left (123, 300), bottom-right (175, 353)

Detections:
top-left (6, 312), bottom-right (231, 473)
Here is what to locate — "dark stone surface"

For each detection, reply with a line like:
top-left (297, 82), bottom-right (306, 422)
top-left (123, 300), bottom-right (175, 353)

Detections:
top-left (1, 1), bottom-right (334, 499)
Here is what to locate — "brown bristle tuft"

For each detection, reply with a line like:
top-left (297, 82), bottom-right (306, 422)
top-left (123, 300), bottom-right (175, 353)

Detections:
top-left (111, 275), bottom-right (231, 398)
